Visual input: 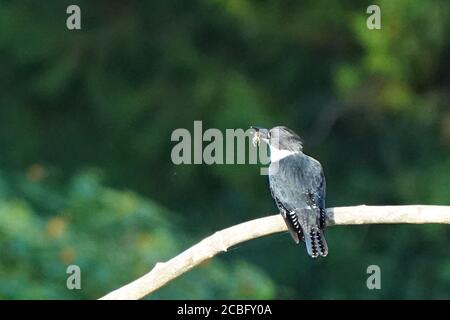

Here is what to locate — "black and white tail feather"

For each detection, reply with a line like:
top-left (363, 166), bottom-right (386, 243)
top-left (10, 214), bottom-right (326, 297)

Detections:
top-left (288, 208), bottom-right (328, 258)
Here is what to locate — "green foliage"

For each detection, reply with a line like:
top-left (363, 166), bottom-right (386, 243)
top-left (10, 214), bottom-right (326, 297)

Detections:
top-left (0, 0), bottom-right (448, 299)
top-left (0, 171), bottom-right (274, 299)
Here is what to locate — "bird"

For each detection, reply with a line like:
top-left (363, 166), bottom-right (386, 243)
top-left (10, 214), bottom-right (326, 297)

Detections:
top-left (251, 126), bottom-right (328, 258)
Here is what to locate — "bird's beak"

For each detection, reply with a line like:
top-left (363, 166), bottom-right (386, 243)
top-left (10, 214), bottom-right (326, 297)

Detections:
top-left (250, 126), bottom-right (269, 146)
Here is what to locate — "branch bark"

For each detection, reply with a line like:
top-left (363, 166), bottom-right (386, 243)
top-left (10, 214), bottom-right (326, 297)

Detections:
top-left (99, 205), bottom-right (450, 300)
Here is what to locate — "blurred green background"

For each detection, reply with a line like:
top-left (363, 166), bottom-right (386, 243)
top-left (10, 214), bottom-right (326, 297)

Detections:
top-left (0, 0), bottom-right (449, 299)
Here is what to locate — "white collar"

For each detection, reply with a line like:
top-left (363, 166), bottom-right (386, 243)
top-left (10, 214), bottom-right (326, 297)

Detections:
top-left (269, 146), bottom-right (299, 162)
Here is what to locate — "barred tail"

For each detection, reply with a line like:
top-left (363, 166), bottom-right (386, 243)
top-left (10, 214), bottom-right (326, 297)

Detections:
top-left (304, 226), bottom-right (328, 258)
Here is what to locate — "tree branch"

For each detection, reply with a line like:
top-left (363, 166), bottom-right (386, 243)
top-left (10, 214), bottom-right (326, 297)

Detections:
top-left (99, 205), bottom-right (450, 300)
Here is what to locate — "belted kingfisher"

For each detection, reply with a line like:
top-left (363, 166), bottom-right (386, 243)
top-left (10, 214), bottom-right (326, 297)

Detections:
top-left (251, 126), bottom-right (328, 258)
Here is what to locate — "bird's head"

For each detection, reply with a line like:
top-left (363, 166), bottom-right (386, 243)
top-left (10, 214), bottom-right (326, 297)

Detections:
top-left (250, 126), bottom-right (304, 153)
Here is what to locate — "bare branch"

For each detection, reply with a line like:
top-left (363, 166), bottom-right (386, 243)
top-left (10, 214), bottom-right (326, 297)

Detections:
top-left (99, 205), bottom-right (450, 300)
